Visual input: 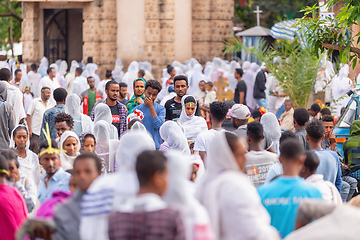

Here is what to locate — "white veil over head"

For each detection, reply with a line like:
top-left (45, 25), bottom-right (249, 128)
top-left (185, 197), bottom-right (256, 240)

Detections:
top-left (159, 121), bottom-right (191, 155)
top-left (112, 59), bottom-right (124, 83)
top-left (227, 61), bottom-right (241, 91)
top-left (70, 60), bottom-right (79, 74)
top-left (260, 113), bottom-right (281, 155)
top-left (93, 103), bottom-right (118, 140)
top-left (59, 130), bottom-right (81, 170)
top-left (123, 61), bottom-right (139, 95)
top-left (59, 60), bottom-right (68, 76)
top-left (94, 120), bottom-right (110, 147)
top-left (65, 93), bottom-right (81, 115)
top-left (188, 64), bottom-right (205, 95)
top-left (50, 63), bottom-right (58, 73)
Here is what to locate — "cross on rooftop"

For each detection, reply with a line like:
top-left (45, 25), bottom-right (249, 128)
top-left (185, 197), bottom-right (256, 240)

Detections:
top-left (254, 6), bottom-right (263, 26)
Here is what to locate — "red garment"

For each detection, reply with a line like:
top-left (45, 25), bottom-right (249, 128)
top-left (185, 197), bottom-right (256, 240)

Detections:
top-left (0, 184), bottom-right (28, 240)
top-left (83, 90), bottom-right (102, 115)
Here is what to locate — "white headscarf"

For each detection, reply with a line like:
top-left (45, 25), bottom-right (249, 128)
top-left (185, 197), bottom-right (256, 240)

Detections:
top-left (243, 62), bottom-right (257, 110)
top-left (163, 151), bottom-right (214, 240)
top-left (65, 94), bottom-right (93, 134)
top-left (59, 130), bottom-right (80, 170)
top-left (70, 60), bottom-right (79, 74)
top-left (59, 60), bottom-right (68, 76)
top-left (159, 121), bottom-right (190, 155)
top-left (188, 64), bottom-right (205, 95)
top-left (93, 103), bottom-right (118, 140)
top-left (9, 125), bottom-right (40, 186)
top-left (112, 59), bottom-right (124, 83)
top-left (227, 61), bottom-right (241, 91)
top-left (38, 57), bottom-right (49, 78)
top-left (123, 61), bottom-right (139, 95)
top-left (94, 120), bottom-right (120, 172)
top-left (177, 95), bottom-right (208, 141)
top-left (261, 113), bottom-right (281, 155)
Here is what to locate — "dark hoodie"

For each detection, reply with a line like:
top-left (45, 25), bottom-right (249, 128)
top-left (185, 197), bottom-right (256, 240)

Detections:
top-left (0, 82), bottom-right (15, 150)
top-left (343, 120), bottom-right (360, 170)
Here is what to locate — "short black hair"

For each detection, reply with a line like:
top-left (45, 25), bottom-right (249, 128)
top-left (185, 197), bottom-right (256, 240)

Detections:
top-left (13, 125), bottom-right (28, 137)
top-left (199, 80), bottom-right (206, 84)
top-left (184, 96), bottom-right (196, 104)
top-left (321, 115), bottom-right (334, 123)
top-left (293, 107), bottom-right (309, 126)
top-left (105, 80), bottom-right (119, 91)
top-left (306, 119), bottom-right (325, 141)
top-left (138, 69), bottom-right (145, 78)
top-left (279, 130), bottom-right (297, 145)
top-left (39, 139), bottom-right (59, 154)
top-left (0, 149), bottom-right (19, 168)
top-left (80, 133), bottom-right (96, 146)
top-left (145, 79), bottom-right (162, 92)
top-left (14, 69), bottom-right (22, 75)
top-left (87, 57), bottom-right (93, 63)
top-left (47, 67), bottom-right (54, 74)
top-left (224, 100), bottom-right (235, 110)
top-left (119, 82), bottom-right (127, 89)
top-left (173, 75), bottom-right (188, 86)
top-left (0, 68), bottom-right (11, 81)
top-left (136, 150), bottom-right (167, 187)
top-left (0, 154), bottom-right (8, 176)
top-left (320, 108), bottom-right (331, 116)
top-left (252, 109), bottom-right (262, 119)
top-left (310, 103), bottom-right (321, 113)
top-left (225, 131), bottom-right (239, 153)
top-left (105, 69), bottom-right (112, 79)
top-left (167, 65), bottom-right (174, 74)
top-left (53, 88), bottom-right (68, 103)
top-left (210, 101), bottom-right (228, 122)
top-left (284, 99), bottom-right (293, 105)
top-left (75, 67), bottom-right (83, 75)
top-left (235, 68), bottom-right (243, 77)
top-left (54, 113), bottom-right (74, 127)
top-left (30, 63), bottom-right (37, 70)
top-left (87, 76), bottom-right (94, 82)
top-left (41, 86), bottom-right (50, 92)
top-left (247, 121), bottom-right (263, 142)
top-left (74, 152), bottom-right (102, 173)
top-left (280, 139), bottom-right (304, 160)
top-left (304, 151), bottom-right (319, 173)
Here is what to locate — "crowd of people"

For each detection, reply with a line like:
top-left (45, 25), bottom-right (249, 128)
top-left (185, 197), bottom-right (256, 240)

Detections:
top-left (0, 55), bottom-right (360, 240)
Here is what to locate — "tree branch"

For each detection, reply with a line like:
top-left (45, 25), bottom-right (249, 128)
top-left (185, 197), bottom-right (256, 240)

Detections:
top-left (0, 12), bottom-right (22, 21)
top-left (0, 2), bottom-right (22, 22)
top-left (322, 43), bottom-right (360, 58)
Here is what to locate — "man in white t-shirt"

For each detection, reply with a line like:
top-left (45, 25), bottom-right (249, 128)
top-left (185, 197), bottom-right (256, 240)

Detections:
top-left (245, 121), bottom-right (279, 187)
top-left (38, 67), bottom-right (60, 105)
top-left (194, 101), bottom-right (228, 162)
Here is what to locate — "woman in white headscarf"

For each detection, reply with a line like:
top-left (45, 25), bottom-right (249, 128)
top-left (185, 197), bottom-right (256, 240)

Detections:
top-left (163, 151), bottom-right (214, 240)
top-left (93, 120), bottom-right (120, 173)
top-left (261, 112), bottom-right (281, 155)
top-left (66, 60), bottom-right (79, 93)
top-left (243, 62), bottom-right (259, 110)
top-left (332, 64), bottom-right (352, 117)
top-left (38, 57), bottom-right (49, 78)
top-left (178, 95), bottom-right (208, 142)
top-left (65, 94), bottom-right (93, 136)
top-left (59, 130), bottom-right (81, 170)
top-left (139, 61), bottom-right (154, 80)
top-left (112, 59), bottom-right (125, 83)
top-left (204, 62), bottom-right (213, 83)
top-left (10, 125), bottom-right (40, 187)
top-left (196, 131), bottom-right (279, 240)
top-left (80, 130), bottom-right (155, 240)
top-left (188, 64), bottom-right (205, 95)
top-left (159, 121), bottom-right (190, 155)
top-left (123, 61), bottom-right (139, 95)
top-left (93, 103), bottom-right (119, 140)
top-left (210, 58), bottom-right (226, 82)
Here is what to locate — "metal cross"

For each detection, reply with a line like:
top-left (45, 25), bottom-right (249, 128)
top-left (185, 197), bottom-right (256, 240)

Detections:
top-left (254, 6), bottom-right (263, 26)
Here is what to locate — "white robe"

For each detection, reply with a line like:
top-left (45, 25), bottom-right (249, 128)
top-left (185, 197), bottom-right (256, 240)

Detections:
top-left (38, 75), bottom-right (61, 105)
top-left (2, 81), bottom-right (26, 124)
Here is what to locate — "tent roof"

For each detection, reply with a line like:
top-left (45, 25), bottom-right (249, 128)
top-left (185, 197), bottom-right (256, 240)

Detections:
top-left (235, 26), bottom-right (271, 37)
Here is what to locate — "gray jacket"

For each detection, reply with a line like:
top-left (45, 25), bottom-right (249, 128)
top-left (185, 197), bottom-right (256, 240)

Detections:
top-left (0, 82), bottom-right (15, 150)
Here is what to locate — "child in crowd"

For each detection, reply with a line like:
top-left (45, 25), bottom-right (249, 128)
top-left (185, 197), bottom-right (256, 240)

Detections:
top-left (204, 82), bottom-right (217, 106)
top-left (23, 86), bottom-right (34, 113)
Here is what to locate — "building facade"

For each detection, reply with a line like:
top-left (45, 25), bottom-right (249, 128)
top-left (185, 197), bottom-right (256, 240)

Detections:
top-left (21, 0), bottom-right (234, 78)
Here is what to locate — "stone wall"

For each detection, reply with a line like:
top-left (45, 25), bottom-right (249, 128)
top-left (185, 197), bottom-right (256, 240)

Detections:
top-left (22, 2), bottom-right (40, 65)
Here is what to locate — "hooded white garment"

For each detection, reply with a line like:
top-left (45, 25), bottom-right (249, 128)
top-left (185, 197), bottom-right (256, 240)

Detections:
top-left (71, 75), bottom-right (88, 96)
top-left (172, 60), bottom-right (187, 75)
top-left (112, 59), bottom-right (125, 83)
top-left (80, 130), bottom-right (156, 240)
top-left (130, 121), bottom-right (147, 131)
top-left (28, 69), bottom-right (42, 98)
top-left (94, 120), bottom-right (120, 172)
top-left (188, 64), bottom-right (205, 95)
top-left (332, 64), bottom-right (352, 117)
top-left (123, 61), bottom-right (139, 95)
top-left (227, 61), bottom-right (241, 91)
top-left (0, 80), bottom-right (26, 124)
top-left (186, 58), bottom-right (201, 83)
top-left (84, 63), bottom-right (100, 87)
top-left (261, 113), bottom-right (281, 155)
top-left (244, 63), bottom-right (259, 110)
top-left (163, 151), bottom-right (214, 240)
top-left (156, 68), bottom-right (172, 104)
top-left (177, 95), bottom-right (208, 142)
top-left (204, 62), bottom-right (213, 83)
top-left (50, 63), bottom-right (66, 89)
top-left (59, 130), bottom-right (80, 171)
top-left (93, 103), bottom-right (119, 140)
top-left (9, 125), bottom-right (40, 188)
top-left (65, 94), bottom-right (93, 135)
top-left (159, 121), bottom-right (191, 155)
top-left (38, 57), bottom-right (49, 78)
top-left (19, 63), bottom-right (29, 88)
top-left (139, 61), bottom-right (154, 80)
top-left (66, 60), bottom-right (79, 93)
top-left (210, 58), bottom-right (227, 82)
top-left (196, 131), bottom-right (279, 240)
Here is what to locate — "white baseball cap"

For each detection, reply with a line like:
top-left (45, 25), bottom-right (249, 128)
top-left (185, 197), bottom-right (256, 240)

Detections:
top-left (230, 104), bottom-right (250, 120)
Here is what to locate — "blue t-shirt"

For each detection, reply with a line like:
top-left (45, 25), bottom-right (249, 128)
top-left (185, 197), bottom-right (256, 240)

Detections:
top-left (313, 149), bottom-right (342, 192)
top-left (258, 176), bottom-right (322, 238)
top-left (133, 103), bottom-right (165, 149)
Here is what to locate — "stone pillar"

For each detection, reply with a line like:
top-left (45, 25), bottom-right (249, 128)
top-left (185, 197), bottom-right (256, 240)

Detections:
top-left (174, 0), bottom-right (192, 62)
top-left (22, 2), bottom-right (40, 66)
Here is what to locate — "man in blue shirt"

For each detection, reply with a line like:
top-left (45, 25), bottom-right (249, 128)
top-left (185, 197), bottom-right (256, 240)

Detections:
top-left (258, 139), bottom-right (322, 238)
top-left (305, 119), bottom-right (342, 192)
top-left (40, 88), bottom-right (67, 142)
top-left (38, 139), bottom-right (71, 204)
top-left (134, 80), bottom-right (165, 148)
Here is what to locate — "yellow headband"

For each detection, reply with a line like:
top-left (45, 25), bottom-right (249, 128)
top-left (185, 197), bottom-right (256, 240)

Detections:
top-left (0, 169), bottom-right (9, 176)
top-left (39, 123), bottom-right (61, 157)
top-left (185, 102), bottom-right (196, 107)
